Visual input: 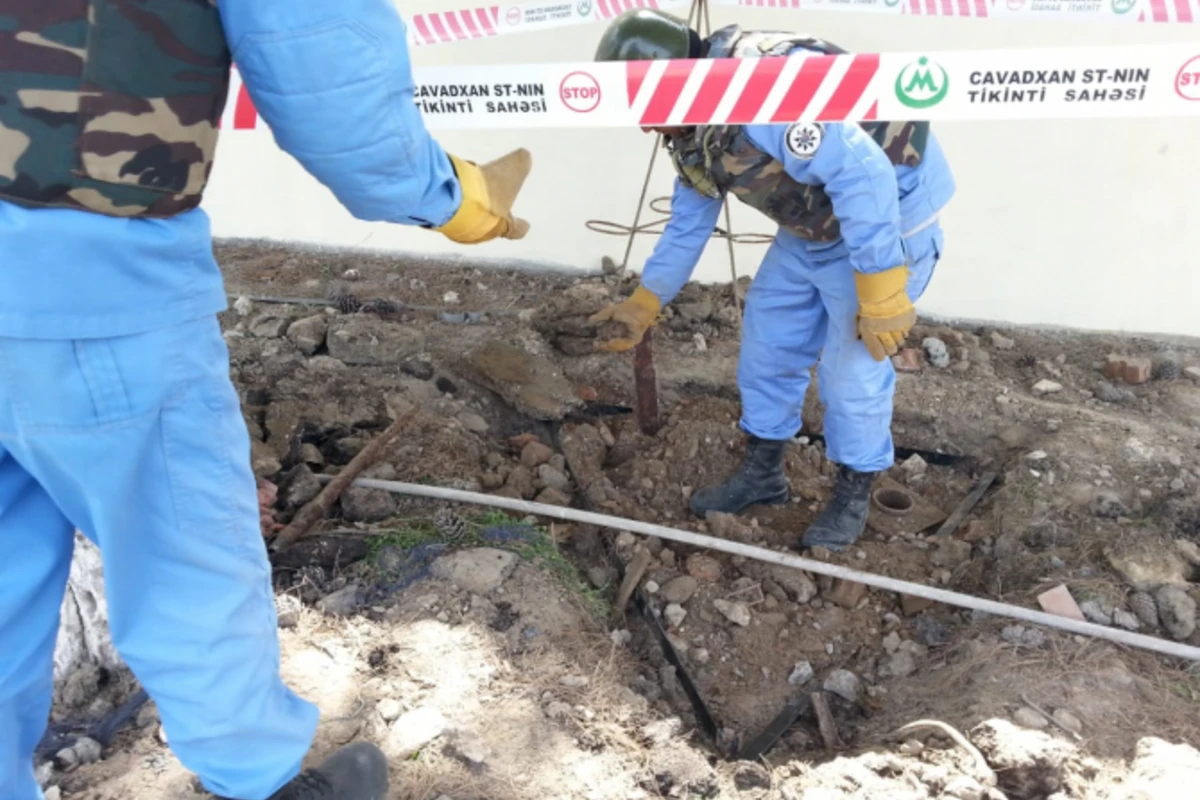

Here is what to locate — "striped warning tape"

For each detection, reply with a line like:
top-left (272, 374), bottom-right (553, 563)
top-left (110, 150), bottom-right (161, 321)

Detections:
top-left (720, 0), bottom-right (1197, 24)
top-left (406, 0), bottom-right (690, 48)
top-left (221, 43), bottom-right (1200, 131)
top-left (402, 0), bottom-right (1197, 48)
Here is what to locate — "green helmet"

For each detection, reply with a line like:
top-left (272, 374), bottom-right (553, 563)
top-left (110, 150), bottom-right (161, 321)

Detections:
top-left (594, 9), bottom-right (695, 62)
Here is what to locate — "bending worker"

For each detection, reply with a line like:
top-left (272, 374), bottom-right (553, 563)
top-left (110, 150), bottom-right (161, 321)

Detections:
top-left (0, 2), bottom-right (530, 799)
top-left (590, 10), bottom-right (955, 552)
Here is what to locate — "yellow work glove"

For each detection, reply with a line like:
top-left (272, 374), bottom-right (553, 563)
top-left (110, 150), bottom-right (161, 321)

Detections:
top-left (588, 285), bottom-right (662, 353)
top-left (854, 266), bottom-right (916, 361)
top-left (436, 148), bottom-right (532, 244)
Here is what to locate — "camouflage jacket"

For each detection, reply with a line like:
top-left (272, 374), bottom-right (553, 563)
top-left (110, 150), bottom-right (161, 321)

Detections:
top-left (668, 25), bottom-right (929, 242)
top-left (0, 0), bottom-right (231, 218)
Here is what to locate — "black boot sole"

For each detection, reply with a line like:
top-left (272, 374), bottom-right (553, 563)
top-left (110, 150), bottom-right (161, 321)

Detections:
top-left (690, 488), bottom-right (790, 518)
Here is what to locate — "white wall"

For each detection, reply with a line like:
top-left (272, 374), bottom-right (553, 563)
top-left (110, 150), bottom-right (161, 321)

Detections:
top-left (204, 4), bottom-right (1200, 337)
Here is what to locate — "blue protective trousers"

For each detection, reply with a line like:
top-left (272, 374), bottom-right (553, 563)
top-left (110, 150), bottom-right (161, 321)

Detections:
top-left (0, 317), bottom-right (318, 800)
top-left (738, 222), bottom-right (944, 473)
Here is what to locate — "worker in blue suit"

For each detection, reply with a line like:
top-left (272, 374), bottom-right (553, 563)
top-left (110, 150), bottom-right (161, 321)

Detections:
top-left (0, 1), bottom-right (531, 799)
top-left (589, 10), bottom-right (955, 552)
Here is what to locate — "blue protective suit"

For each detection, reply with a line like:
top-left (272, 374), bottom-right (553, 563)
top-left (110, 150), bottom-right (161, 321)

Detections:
top-left (0, 2), bottom-right (461, 799)
top-left (641, 122), bottom-right (955, 473)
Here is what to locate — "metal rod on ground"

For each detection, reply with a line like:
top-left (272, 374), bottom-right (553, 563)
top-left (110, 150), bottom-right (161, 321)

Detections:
top-left (315, 474), bottom-right (1200, 663)
top-left (633, 328), bottom-right (661, 435)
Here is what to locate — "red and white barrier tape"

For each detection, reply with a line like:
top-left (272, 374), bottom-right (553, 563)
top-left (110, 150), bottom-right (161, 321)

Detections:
top-left (406, 0), bottom-right (690, 47)
top-left (221, 43), bottom-right (1200, 131)
top-left (719, 0), bottom-right (1197, 24)
top-left (402, 0), bottom-right (1197, 48)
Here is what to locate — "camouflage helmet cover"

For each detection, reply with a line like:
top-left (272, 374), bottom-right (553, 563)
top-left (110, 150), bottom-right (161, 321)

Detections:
top-left (594, 9), bottom-right (695, 62)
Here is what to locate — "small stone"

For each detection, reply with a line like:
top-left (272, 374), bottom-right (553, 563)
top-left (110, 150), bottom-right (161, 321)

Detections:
top-left (787, 660), bottom-right (814, 686)
top-left (1154, 586), bottom-right (1197, 640)
top-left (520, 441), bottom-right (553, 467)
top-left (1001, 624), bottom-right (1047, 648)
top-left (1052, 709), bottom-right (1083, 735)
top-left (990, 331), bottom-right (1015, 350)
top-left (693, 648), bottom-right (710, 664)
top-left (686, 554), bottom-right (722, 582)
top-left (899, 739), bottom-right (925, 756)
top-left (1185, 366), bottom-right (1200, 382)
top-left (250, 313), bottom-right (291, 338)
top-left (537, 464), bottom-right (570, 491)
top-left (286, 315), bottom-right (328, 355)
top-left (823, 669), bottom-right (862, 704)
top-left (534, 487), bottom-right (571, 506)
top-left (136, 701), bottom-right (160, 729)
top-left (1014, 706), bottom-right (1049, 729)
top-left (385, 707), bottom-right (448, 758)
top-left (825, 579), bottom-right (867, 609)
top-left (769, 567), bottom-right (818, 603)
top-left (644, 580), bottom-right (660, 594)
top-left (443, 291), bottom-right (461, 305)
top-left (560, 675), bottom-right (589, 688)
top-left (73, 737), bottom-right (102, 765)
top-left (43, 788), bottom-right (61, 800)
top-left (458, 412), bottom-right (489, 434)
top-left (713, 599), bottom-right (751, 627)
top-left (662, 576), bottom-right (699, 604)
top-left (1113, 608), bottom-right (1141, 631)
top-left (899, 454), bottom-right (927, 478)
top-left (882, 632), bottom-right (902, 653)
top-left (1032, 379), bottom-right (1063, 396)
top-left (376, 698), bottom-right (403, 722)
top-left (316, 584), bottom-right (361, 616)
top-left (923, 337), bottom-right (951, 368)
top-left (299, 443), bottom-right (324, 466)
top-left (664, 604), bottom-right (688, 628)
top-left (641, 717), bottom-right (683, 746)
top-left (401, 358), bottom-right (435, 380)
top-left (900, 593), bottom-right (936, 616)
top-left (588, 566), bottom-right (615, 589)
top-left (1079, 599), bottom-right (1113, 626)
top-left (233, 295), bottom-right (254, 316)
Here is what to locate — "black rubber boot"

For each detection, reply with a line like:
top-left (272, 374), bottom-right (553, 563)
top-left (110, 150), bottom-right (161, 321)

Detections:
top-left (689, 436), bottom-right (790, 517)
top-left (261, 742), bottom-right (389, 800)
top-left (799, 466), bottom-right (876, 552)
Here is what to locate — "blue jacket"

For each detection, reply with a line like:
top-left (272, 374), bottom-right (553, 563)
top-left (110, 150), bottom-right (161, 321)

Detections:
top-left (0, 0), bottom-right (461, 339)
top-left (640, 122), bottom-right (956, 306)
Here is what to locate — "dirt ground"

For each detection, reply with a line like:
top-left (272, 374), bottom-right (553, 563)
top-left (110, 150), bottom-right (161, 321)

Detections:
top-left (43, 240), bottom-right (1200, 800)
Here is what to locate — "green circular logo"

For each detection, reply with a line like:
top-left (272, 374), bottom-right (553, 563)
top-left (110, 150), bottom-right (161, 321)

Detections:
top-left (1111, 0), bottom-right (1136, 13)
top-left (578, 0), bottom-right (594, 16)
top-left (895, 57), bottom-right (950, 109)
top-left (884, 0), bottom-right (902, 6)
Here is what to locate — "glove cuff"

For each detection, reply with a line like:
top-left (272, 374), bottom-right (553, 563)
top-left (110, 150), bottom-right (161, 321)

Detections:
top-left (853, 265), bottom-right (909, 303)
top-left (629, 285), bottom-right (663, 315)
top-left (436, 153), bottom-right (501, 243)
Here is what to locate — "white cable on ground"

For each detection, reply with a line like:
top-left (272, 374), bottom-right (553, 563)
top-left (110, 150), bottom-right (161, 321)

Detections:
top-left (316, 475), bottom-right (1200, 663)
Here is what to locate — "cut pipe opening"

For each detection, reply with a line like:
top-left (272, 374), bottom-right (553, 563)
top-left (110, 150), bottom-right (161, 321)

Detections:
top-left (872, 487), bottom-right (914, 516)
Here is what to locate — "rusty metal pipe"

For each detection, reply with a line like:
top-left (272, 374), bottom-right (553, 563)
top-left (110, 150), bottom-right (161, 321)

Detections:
top-left (633, 329), bottom-right (661, 435)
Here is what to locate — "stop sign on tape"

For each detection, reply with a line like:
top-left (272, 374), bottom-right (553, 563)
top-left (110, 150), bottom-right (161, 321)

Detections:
top-left (1177, 56), bottom-right (1200, 101)
top-left (559, 71), bottom-right (602, 113)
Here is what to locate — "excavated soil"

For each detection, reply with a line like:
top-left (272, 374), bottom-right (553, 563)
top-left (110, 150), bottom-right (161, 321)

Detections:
top-left (43, 241), bottom-right (1200, 800)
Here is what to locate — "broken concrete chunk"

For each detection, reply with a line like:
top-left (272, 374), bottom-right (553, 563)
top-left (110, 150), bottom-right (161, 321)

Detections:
top-left (466, 339), bottom-right (581, 420)
top-left (1036, 584), bottom-right (1085, 622)
top-left (430, 548), bottom-right (517, 594)
top-left (385, 706), bottom-right (448, 759)
top-left (286, 315), bottom-right (328, 355)
top-left (713, 599), bottom-right (751, 627)
top-left (327, 317), bottom-right (425, 365)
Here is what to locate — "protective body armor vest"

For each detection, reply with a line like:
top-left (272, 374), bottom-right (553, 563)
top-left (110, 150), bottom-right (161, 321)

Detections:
top-left (0, 0), bottom-right (232, 218)
top-left (669, 25), bottom-right (929, 242)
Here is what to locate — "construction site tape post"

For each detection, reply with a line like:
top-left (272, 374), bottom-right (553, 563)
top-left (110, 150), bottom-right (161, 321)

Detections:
top-left (315, 475), bottom-right (1200, 663)
top-left (406, 0), bottom-right (1198, 49)
top-left (221, 43), bottom-right (1200, 131)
